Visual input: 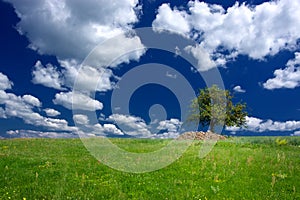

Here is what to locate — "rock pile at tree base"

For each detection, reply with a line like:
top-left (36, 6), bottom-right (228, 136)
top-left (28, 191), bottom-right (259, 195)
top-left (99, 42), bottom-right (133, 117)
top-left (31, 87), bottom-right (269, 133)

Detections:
top-left (178, 131), bottom-right (227, 140)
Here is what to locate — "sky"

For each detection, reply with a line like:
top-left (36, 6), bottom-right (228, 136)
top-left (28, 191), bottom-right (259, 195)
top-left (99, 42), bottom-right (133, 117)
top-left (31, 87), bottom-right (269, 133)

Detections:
top-left (0, 0), bottom-right (300, 139)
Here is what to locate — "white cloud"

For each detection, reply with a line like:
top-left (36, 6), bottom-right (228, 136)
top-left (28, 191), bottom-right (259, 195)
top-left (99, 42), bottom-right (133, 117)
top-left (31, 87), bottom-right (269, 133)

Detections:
top-left (6, 129), bottom-right (77, 138)
top-left (98, 113), bottom-right (106, 121)
top-left (0, 90), bottom-right (9, 104)
top-left (108, 114), bottom-right (151, 137)
top-left (105, 115), bottom-right (184, 137)
top-left (157, 118), bottom-right (182, 132)
top-left (6, 0), bottom-right (142, 61)
top-left (151, 131), bottom-right (180, 139)
top-left (22, 94), bottom-right (42, 107)
top-left (44, 108), bottom-right (61, 117)
top-left (53, 91), bottom-right (103, 111)
top-left (0, 72), bottom-right (76, 134)
top-left (103, 124), bottom-right (124, 135)
top-left (0, 72), bottom-right (13, 90)
top-left (184, 44), bottom-right (225, 71)
top-left (152, 118), bottom-right (183, 138)
top-left (166, 71), bottom-right (177, 79)
top-left (292, 131), bottom-right (300, 136)
top-left (32, 61), bottom-right (65, 90)
top-left (233, 85), bottom-right (246, 93)
top-left (73, 114), bottom-right (90, 125)
top-left (152, 3), bottom-right (190, 35)
top-left (90, 123), bottom-right (124, 136)
top-left (0, 89), bottom-right (76, 132)
top-left (73, 114), bottom-right (124, 136)
top-left (190, 66), bottom-right (198, 73)
top-left (263, 52), bottom-right (300, 89)
top-left (40, 117), bottom-right (77, 132)
top-left (153, 0), bottom-right (300, 70)
top-left (29, 33), bottom-right (146, 94)
top-left (0, 107), bottom-right (6, 118)
top-left (227, 116), bottom-right (300, 133)
top-left (32, 59), bottom-right (118, 93)
top-left (187, 2), bottom-right (225, 33)
top-left (85, 33), bottom-right (146, 68)
top-left (60, 60), bottom-right (116, 93)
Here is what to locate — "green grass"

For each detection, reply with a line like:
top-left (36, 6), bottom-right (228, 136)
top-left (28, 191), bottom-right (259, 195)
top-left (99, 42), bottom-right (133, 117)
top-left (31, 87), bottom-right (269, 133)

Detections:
top-left (0, 137), bottom-right (300, 199)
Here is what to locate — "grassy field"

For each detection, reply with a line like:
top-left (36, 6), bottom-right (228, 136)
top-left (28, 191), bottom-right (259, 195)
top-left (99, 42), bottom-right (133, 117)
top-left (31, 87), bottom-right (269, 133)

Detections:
top-left (0, 137), bottom-right (300, 199)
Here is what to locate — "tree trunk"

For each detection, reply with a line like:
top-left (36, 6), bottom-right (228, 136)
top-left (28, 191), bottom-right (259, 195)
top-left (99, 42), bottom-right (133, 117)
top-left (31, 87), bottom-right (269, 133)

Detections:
top-left (209, 121), bottom-right (215, 133)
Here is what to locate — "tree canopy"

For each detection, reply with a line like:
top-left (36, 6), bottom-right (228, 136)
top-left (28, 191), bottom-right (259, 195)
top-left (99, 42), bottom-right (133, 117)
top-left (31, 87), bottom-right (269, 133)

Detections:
top-left (189, 85), bottom-right (247, 133)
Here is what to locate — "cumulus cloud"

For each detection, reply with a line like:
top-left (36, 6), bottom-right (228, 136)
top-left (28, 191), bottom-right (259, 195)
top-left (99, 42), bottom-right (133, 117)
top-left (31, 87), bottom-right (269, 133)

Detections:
top-left (8, 1), bottom-right (147, 128)
top-left (103, 124), bottom-right (124, 135)
top-left (157, 118), bottom-right (182, 132)
top-left (44, 108), bottom-right (61, 117)
top-left (87, 123), bottom-right (124, 136)
top-left (32, 59), bottom-right (118, 93)
top-left (106, 115), bottom-right (185, 137)
top-left (226, 116), bottom-right (300, 133)
top-left (0, 72), bottom-right (13, 90)
top-left (233, 85), bottom-right (246, 93)
top-left (263, 52), bottom-right (300, 89)
top-left (22, 94), bottom-right (42, 107)
top-left (0, 73), bottom-right (76, 133)
top-left (6, 0), bottom-right (142, 61)
top-left (184, 44), bottom-right (225, 71)
top-left (1, 67), bottom-right (113, 138)
top-left (152, 3), bottom-right (190, 35)
top-left (73, 114), bottom-right (124, 135)
top-left (32, 61), bottom-right (65, 90)
top-left (85, 33), bottom-right (146, 68)
top-left (29, 34), bottom-right (146, 97)
top-left (39, 118), bottom-right (77, 132)
top-left (60, 60), bottom-right (116, 93)
top-left (292, 131), bottom-right (300, 136)
top-left (73, 114), bottom-right (90, 125)
top-left (0, 89), bottom-right (76, 132)
top-left (108, 114), bottom-right (151, 137)
top-left (153, 0), bottom-right (300, 70)
top-left (0, 107), bottom-right (6, 119)
top-left (150, 118), bottom-right (183, 138)
top-left (53, 91), bottom-right (103, 111)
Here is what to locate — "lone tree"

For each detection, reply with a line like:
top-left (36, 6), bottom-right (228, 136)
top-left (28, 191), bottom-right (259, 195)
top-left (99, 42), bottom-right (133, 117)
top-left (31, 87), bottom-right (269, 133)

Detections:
top-left (189, 85), bottom-right (247, 133)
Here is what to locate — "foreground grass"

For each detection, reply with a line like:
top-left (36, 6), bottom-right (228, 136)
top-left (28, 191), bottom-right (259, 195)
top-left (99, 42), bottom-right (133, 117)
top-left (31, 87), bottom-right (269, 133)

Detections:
top-left (0, 137), bottom-right (299, 199)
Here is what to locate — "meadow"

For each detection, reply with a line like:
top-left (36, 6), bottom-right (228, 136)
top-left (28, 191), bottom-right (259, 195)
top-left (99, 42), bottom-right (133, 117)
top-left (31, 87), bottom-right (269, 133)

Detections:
top-left (0, 136), bottom-right (299, 199)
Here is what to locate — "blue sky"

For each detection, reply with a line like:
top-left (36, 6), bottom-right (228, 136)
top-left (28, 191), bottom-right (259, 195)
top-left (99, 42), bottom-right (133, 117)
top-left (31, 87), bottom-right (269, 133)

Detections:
top-left (0, 0), bottom-right (300, 138)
